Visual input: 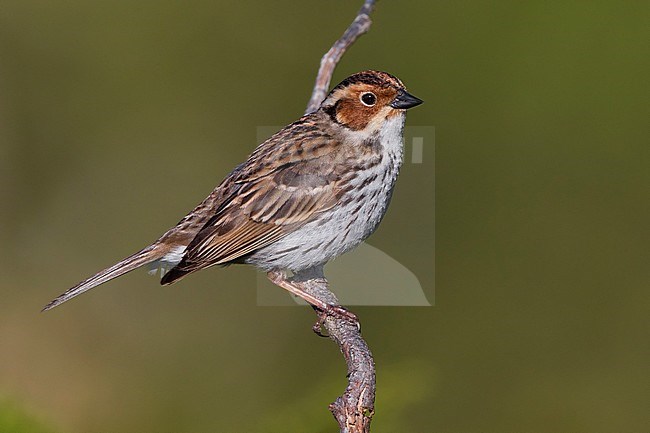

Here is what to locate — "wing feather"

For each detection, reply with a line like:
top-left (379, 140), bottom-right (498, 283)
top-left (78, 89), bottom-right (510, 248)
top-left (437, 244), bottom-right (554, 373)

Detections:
top-left (161, 123), bottom-right (344, 284)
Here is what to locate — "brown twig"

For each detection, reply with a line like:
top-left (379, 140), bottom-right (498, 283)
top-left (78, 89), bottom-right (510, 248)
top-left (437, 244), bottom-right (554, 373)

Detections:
top-left (305, 0), bottom-right (377, 114)
top-left (298, 4), bottom-right (378, 429)
top-left (291, 267), bottom-right (375, 433)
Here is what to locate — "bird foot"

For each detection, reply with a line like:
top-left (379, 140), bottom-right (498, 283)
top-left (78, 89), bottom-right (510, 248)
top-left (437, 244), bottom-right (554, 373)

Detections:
top-left (312, 304), bottom-right (360, 336)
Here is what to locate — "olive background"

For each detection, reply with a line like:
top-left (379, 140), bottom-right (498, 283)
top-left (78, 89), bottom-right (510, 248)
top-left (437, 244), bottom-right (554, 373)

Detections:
top-left (1, 1), bottom-right (648, 432)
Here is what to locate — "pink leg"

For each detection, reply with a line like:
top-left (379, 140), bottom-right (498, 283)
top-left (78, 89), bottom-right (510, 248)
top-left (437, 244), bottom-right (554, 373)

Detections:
top-left (267, 271), bottom-right (358, 324)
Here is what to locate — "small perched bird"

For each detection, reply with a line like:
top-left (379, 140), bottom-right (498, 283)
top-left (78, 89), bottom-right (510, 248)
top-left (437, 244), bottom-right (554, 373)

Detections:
top-left (43, 70), bottom-right (422, 315)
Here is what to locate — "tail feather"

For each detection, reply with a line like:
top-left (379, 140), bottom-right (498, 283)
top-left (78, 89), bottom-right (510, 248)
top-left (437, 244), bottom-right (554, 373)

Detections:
top-left (42, 244), bottom-right (165, 311)
top-left (159, 266), bottom-right (191, 286)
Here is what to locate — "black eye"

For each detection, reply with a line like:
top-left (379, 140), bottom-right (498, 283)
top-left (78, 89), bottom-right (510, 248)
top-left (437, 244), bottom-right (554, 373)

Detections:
top-left (360, 92), bottom-right (376, 107)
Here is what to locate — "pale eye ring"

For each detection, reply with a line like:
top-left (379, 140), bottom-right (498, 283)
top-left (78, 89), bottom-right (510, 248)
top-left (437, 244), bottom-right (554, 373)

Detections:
top-left (360, 92), bottom-right (377, 107)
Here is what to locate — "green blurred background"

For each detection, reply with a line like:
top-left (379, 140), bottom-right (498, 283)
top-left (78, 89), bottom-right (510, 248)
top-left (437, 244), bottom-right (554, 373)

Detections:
top-left (1, 1), bottom-right (648, 432)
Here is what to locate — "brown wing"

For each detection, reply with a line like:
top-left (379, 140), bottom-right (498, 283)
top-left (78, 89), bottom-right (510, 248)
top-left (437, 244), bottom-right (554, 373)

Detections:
top-left (161, 121), bottom-right (342, 284)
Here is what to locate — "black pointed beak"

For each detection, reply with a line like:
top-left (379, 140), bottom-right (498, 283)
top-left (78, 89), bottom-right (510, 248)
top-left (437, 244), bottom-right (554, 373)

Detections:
top-left (390, 90), bottom-right (423, 109)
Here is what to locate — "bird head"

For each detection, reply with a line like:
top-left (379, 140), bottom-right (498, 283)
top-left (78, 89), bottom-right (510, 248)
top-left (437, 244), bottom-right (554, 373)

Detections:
top-left (321, 70), bottom-right (422, 132)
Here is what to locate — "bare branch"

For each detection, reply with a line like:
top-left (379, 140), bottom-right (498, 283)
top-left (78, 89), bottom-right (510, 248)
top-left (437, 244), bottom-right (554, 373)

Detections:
top-left (296, 2), bottom-right (379, 431)
top-left (291, 267), bottom-right (375, 433)
top-left (305, 0), bottom-right (377, 114)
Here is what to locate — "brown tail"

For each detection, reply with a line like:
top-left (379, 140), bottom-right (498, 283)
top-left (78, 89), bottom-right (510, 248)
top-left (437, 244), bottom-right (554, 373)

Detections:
top-left (42, 244), bottom-right (165, 311)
